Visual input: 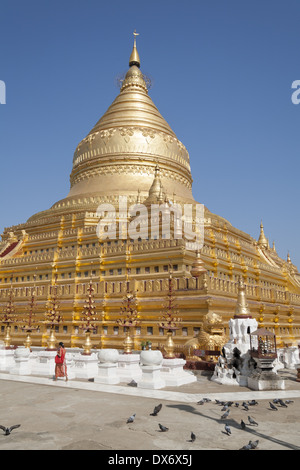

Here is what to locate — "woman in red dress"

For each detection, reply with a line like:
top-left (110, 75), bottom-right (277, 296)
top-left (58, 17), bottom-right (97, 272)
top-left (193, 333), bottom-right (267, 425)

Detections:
top-left (54, 342), bottom-right (68, 381)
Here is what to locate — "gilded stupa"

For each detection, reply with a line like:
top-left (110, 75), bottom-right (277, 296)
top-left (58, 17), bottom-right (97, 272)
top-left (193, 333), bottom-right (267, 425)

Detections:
top-left (0, 33), bottom-right (300, 350)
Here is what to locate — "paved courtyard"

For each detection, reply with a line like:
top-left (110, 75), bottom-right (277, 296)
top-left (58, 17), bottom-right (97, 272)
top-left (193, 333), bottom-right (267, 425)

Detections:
top-left (0, 369), bottom-right (299, 452)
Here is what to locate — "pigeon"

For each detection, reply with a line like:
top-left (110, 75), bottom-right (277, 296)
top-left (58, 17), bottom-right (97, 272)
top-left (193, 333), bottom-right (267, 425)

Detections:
top-left (235, 402), bottom-right (240, 407)
top-left (0, 425), bottom-right (21, 435)
top-left (221, 409), bottom-right (230, 419)
top-left (239, 442), bottom-right (252, 450)
top-left (216, 400), bottom-right (226, 406)
top-left (150, 404), bottom-right (162, 416)
top-left (127, 413), bottom-right (136, 423)
top-left (159, 423), bottom-right (169, 432)
top-left (128, 380), bottom-right (137, 387)
top-left (203, 398), bottom-right (211, 402)
top-left (250, 439), bottom-right (259, 449)
top-left (269, 402), bottom-right (278, 411)
top-left (242, 402), bottom-right (249, 411)
top-left (221, 405), bottom-right (228, 411)
top-left (240, 419), bottom-right (246, 430)
top-left (226, 401), bottom-right (234, 407)
top-left (190, 431), bottom-right (196, 442)
top-left (248, 400), bottom-right (258, 406)
top-left (224, 423), bottom-right (231, 435)
top-left (240, 439), bottom-right (259, 450)
top-left (285, 400), bottom-right (294, 404)
top-left (273, 398), bottom-right (279, 403)
top-left (278, 399), bottom-right (288, 408)
top-left (197, 399), bottom-right (205, 405)
top-left (248, 416), bottom-right (258, 426)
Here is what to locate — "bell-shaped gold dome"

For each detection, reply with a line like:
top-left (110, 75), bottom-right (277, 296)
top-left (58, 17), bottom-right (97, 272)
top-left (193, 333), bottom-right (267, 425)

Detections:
top-left (67, 40), bottom-right (193, 206)
top-left (27, 36), bottom-right (195, 223)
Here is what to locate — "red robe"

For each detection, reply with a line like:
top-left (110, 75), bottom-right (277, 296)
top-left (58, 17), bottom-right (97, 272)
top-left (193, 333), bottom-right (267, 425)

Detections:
top-left (55, 347), bottom-right (67, 378)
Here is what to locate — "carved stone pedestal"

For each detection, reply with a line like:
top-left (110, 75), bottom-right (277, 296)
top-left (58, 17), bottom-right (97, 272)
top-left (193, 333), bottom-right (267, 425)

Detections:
top-left (95, 349), bottom-right (120, 384)
top-left (0, 348), bottom-right (15, 372)
top-left (117, 354), bottom-right (142, 382)
top-left (34, 350), bottom-right (56, 376)
top-left (10, 347), bottom-right (31, 376)
top-left (248, 370), bottom-right (285, 391)
top-left (161, 358), bottom-right (197, 386)
top-left (73, 353), bottom-right (98, 379)
top-left (95, 363), bottom-right (120, 385)
top-left (247, 356), bottom-right (285, 391)
top-left (137, 365), bottom-right (166, 390)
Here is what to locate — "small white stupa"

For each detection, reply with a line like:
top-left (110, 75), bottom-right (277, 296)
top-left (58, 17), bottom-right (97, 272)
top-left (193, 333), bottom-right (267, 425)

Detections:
top-left (211, 278), bottom-right (258, 386)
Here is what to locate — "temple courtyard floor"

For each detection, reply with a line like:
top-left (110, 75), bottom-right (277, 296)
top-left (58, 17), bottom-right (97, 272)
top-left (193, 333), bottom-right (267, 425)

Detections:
top-left (0, 369), bottom-right (299, 452)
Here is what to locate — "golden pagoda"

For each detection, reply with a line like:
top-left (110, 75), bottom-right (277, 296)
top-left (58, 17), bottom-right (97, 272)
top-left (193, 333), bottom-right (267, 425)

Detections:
top-left (0, 33), bottom-right (300, 351)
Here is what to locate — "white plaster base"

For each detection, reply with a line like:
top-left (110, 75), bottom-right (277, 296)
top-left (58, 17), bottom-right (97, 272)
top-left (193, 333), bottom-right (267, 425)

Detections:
top-left (137, 365), bottom-right (166, 389)
top-left (277, 347), bottom-right (300, 370)
top-left (34, 350), bottom-right (56, 376)
top-left (73, 353), bottom-right (99, 379)
top-left (247, 371), bottom-right (286, 391)
top-left (117, 354), bottom-right (142, 382)
top-left (160, 358), bottom-right (197, 386)
top-left (94, 363), bottom-right (120, 385)
top-left (0, 349), bottom-right (16, 372)
top-left (10, 357), bottom-right (31, 375)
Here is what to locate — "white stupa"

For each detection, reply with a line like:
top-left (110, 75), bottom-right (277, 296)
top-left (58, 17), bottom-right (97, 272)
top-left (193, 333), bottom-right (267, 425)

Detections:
top-left (211, 279), bottom-right (258, 386)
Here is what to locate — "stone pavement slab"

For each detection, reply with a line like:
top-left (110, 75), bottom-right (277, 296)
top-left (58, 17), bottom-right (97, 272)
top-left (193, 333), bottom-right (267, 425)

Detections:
top-left (0, 369), bottom-right (299, 451)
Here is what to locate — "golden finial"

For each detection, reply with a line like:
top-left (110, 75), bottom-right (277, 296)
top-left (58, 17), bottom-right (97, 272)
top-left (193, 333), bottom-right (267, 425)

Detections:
top-left (190, 249), bottom-right (206, 278)
top-left (133, 29), bottom-right (139, 46)
top-left (235, 277), bottom-right (251, 317)
top-left (129, 29), bottom-right (140, 68)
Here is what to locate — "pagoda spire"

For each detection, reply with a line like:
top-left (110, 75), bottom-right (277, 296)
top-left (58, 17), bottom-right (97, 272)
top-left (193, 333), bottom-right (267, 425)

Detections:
top-left (258, 220), bottom-right (268, 249)
top-left (129, 29), bottom-right (140, 68)
top-left (145, 165), bottom-right (166, 204)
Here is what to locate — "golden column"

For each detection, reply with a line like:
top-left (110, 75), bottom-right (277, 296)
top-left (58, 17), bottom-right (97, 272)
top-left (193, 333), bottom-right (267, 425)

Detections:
top-left (78, 279), bottom-right (98, 355)
top-left (43, 273), bottom-right (64, 350)
top-left (116, 290), bottom-right (140, 354)
top-left (158, 270), bottom-right (182, 358)
top-left (0, 284), bottom-right (17, 348)
top-left (21, 276), bottom-right (39, 349)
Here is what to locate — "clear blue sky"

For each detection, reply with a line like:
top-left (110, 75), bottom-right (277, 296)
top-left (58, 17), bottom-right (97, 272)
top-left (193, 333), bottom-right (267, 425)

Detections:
top-left (1, 0), bottom-right (300, 268)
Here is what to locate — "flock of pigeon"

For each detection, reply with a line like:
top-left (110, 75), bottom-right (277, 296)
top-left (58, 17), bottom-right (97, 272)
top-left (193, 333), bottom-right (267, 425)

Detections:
top-left (126, 403), bottom-right (171, 435)
top-left (199, 396), bottom-right (294, 450)
top-left (126, 397), bottom-right (294, 450)
top-left (0, 395), bottom-right (294, 450)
